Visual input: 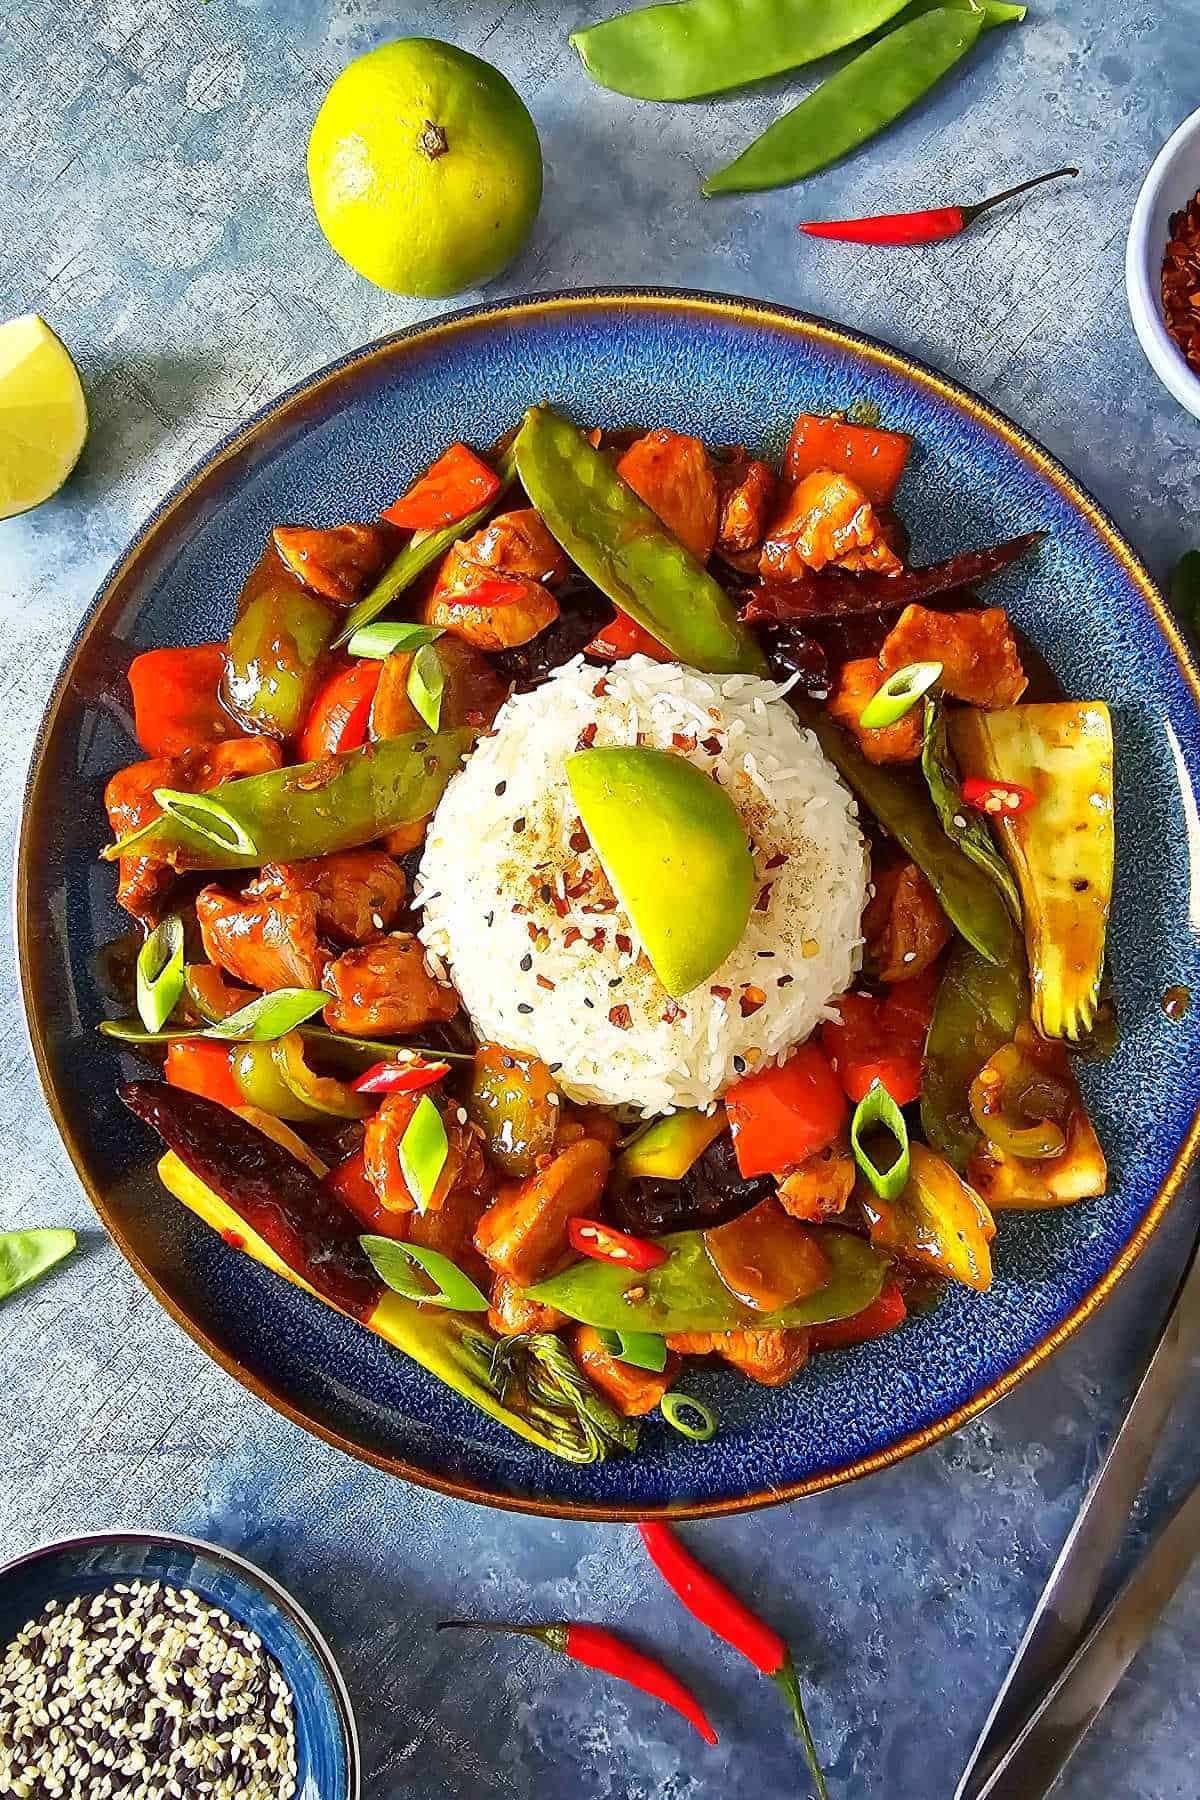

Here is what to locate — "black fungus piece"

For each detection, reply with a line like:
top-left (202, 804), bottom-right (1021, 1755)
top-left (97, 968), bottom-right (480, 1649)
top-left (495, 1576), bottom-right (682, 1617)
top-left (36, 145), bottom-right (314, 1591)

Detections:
top-left (610, 1130), bottom-right (772, 1235)
top-left (488, 579), bottom-right (616, 687)
top-left (753, 619), bottom-right (832, 699)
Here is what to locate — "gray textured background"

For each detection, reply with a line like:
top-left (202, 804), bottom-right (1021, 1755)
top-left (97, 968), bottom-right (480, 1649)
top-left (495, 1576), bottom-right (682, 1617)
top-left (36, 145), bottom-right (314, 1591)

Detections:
top-left (3, 3), bottom-right (1200, 1796)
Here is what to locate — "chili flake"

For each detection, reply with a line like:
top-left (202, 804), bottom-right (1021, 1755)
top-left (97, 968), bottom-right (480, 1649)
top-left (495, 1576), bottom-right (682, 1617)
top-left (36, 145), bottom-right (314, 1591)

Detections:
top-left (616, 933), bottom-right (633, 955)
top-left (754, 885), bottom-right (773, 912)
top-left (609, 1004), bottom-right (633, 1029)
top-left (710, 985), bottom-right (732, 1002)
top-left (672, 732), bottom-right (698, 752)
top-left (740, 986), bottom-right (767, 1017)
top-left (577, 722), bottom-right (599, 750)
top-left (702, 734), bottom-right (723, 755)
top-left (564, 926), bottom-right (583, 948)
top-left (537, 974), bottom-right (557, 991)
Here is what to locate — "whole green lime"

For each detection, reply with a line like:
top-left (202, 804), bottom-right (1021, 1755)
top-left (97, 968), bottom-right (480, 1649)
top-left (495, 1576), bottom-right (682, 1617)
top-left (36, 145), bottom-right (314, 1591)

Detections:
top-left (308, 38), bottom-right (543, 299)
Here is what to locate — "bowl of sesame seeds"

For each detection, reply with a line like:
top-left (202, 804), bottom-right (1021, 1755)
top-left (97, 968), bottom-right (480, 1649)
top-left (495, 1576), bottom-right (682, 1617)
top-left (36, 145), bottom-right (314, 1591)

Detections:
top-left (0, 1531), bottom-right (359, 1800)
top-left (1127, 102), bottom-right (1200, 421)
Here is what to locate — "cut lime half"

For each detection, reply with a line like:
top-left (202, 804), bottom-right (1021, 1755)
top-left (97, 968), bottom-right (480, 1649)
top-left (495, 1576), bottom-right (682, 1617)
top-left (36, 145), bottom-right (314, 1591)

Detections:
top-left (0, 314), bottom-right (88, 521)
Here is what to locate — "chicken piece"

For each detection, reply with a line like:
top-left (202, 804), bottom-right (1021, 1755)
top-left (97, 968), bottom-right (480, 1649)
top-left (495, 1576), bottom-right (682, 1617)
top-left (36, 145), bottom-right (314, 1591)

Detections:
top-left (760, 469), bottom-right (904, 581)
top-left (715, 450), bottom-right (778, 555)
top-left (249, 849), bottom-right (407, 946)
top-left (196, 883), bottom-right (327, 994)
top-left (666, 1328), bottom-right (811, 1387)
top-left (880, 605), bottom-right (1027, 709)
top-left (105, 736), bottom-right (283, 923)
top-left (425, 508), bottom-right (566, 651)
top-left (488, 1274), bottom-right (567, 1337)
top-left (364, 1091), bottom-right (485, 1215)
top-left (369, 635), bottom-right (506, 740)
top-left (572, 1326), bottom-right (680, 1417)
top-left (473, 1138), bottom-right (610, 1287)
top-left (863, 859), bottom-right (952, 983)
top-left (272, 523), bottom-right (391, 604)
top-left (380, 816), bottom-right (431, 857)
top-left (778, 1140), bottom-right (857, 1222)
top-left (555, 1104), bottom-right (624, 1152)
top-left (406, 1180), bottom-right (492, 1284)
top-left (828, 657), bottom-right (923, 764)
top-left (322, 935), bottom-right (458, 1036)
top-left (615, 429), bottom-right (720, 563)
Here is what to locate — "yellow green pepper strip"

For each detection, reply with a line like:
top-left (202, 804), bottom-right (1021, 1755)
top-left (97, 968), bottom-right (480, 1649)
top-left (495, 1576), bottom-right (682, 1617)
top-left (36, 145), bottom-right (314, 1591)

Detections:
top-left (101, 728), bottom-right (473, 872)
top-left (514, 406), bottom-right (767, 676)
top-left (570, 0), bottom-right (912, 102)
top-left (704, 7), bottom-right (988, 196)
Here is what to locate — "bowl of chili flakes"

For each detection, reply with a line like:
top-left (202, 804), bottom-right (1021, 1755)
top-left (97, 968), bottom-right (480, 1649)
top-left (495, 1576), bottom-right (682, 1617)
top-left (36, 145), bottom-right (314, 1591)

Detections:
top-left (1127, 102), bottom-right (1200, 421)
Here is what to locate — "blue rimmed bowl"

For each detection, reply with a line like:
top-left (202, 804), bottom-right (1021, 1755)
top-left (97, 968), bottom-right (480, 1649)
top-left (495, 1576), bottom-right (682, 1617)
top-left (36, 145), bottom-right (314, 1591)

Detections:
top-left (0, 1532), bottom-right (359, 1796)
top-left (17, 288), bottom-right (1200, 1519)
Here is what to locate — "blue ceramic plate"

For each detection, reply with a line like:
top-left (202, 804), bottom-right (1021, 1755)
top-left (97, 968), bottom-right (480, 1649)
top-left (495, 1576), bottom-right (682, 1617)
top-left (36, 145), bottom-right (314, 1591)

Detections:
top-left (18, 289), bottom-right (1200, 1519)
top-left (0, 1531), bottom-right (359, 1796)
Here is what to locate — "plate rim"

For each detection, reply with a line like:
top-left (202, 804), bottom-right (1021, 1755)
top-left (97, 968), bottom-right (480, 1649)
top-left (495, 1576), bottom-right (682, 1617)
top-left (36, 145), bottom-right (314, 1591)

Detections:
top-left (18, 283), bottom-right (1200, 1521)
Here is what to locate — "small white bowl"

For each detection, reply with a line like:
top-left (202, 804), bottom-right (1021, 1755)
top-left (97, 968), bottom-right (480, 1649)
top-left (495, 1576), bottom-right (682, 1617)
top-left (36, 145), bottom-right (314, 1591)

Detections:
top-left (1127, 104), bottom-right (1200, 420)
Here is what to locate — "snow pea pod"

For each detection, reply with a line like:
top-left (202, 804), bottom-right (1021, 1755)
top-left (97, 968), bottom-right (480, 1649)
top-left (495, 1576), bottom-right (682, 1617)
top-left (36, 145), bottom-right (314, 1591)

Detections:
top-left (570, 0), bottom-right (912, 102)
top-left (101, 728), bottom-right (473, 871)
top-left (0, 1228), bottom-right (76, 1301)
top-left (514, 406), bottom-right (766, 675)
top-left (704, 6), bottom-right (987, 197)
top-left (525, 1227), bottom-right (888, 1333)
top-left (921, 938), bottom-right (1028, 1170)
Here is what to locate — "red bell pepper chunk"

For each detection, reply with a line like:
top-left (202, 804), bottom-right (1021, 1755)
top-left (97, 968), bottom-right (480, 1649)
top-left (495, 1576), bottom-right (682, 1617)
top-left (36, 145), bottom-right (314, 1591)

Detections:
top-left (586, 609), bottom-right (673, 662)
top-left (567, 1218), bottom-right (668, 1271)
top-left (350, 1058), bottom-right (452, 1095)
top-left (128, 644), bottom-right (244, 757)
top-left (724, 1041), bottom-right (847, 1180)
top-left (164, 1039), bottom-right (243, 1111)
top-left (961, 776), bottom-right (1036, 818)
top-left (382, 443), bottom-right (499, 531)
top-left (321, 1149), bottom-right (408, 1240)
top-left (808, 1281), bottom-right (908, 1352)
top-left (821, 973), bottom-right (937, 1106)
top-left (783, 412), bottom-right (912, 507)
top-left (297, 660), bottom-right (381, 763)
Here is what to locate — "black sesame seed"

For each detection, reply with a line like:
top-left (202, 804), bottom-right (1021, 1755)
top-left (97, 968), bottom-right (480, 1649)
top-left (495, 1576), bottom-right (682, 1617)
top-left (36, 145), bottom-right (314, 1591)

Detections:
top-left (484, 911), bottom-right (494, 927)
top-left (517, 1003), bottom-right (533, 1014)
top-left (495, 780), bottom-right (507, 795)
top-left (512, 817), bottom-right (526, 833)
top-left (733, 1055), bottom-right (746, 1074)
top-left (519, 954), bottom-right (533, 972)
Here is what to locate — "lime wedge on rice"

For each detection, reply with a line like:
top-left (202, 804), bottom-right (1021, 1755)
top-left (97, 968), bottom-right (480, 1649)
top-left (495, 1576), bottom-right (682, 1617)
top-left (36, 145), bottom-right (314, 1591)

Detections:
top-left (0, 315), bottom-right (88, 520)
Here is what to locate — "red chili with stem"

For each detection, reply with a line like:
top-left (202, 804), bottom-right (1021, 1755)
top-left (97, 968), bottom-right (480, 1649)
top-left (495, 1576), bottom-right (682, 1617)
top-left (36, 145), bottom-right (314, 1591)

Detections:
top-left (799, 166), bottom-right (1079, 245)
top-left (638, 1522), bottom-right (828, 1798)
top-left (438, 1620), bottom-right (717, 1744)
top-left (961, 776), bottom-right (1037, 818)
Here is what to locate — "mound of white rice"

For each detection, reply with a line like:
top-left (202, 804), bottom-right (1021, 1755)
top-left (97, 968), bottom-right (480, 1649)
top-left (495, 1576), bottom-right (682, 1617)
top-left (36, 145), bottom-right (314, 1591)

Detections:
top-left (416, 656), bottom-right (868, 1116)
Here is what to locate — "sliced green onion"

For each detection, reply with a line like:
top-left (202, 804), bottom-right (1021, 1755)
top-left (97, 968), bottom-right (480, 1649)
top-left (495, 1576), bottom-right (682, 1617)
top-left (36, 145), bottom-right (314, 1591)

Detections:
top-left (135, 914), bottom-right (185, 1033)
top-left (597, 1328), bottom-right (668, 1373)
top-left (205, 988), bottom-right (328, 1042)
top-left (359, 1236), bottom-right (489, 1311)
top-left (850, 1079), bottom-right (911, 1201)
top-left (406, 641), bottom-right (444, 732)
top-left (659, 1391), bottom-right (717, 1442)
top-left (346, 621), bottom-right (444, 659)
top-left (858, 661), bottom-right (942, 730)
top-left (152, 788), bottom-right (258, 856)
top-left (399, 1094), bottom-right (448, 1214)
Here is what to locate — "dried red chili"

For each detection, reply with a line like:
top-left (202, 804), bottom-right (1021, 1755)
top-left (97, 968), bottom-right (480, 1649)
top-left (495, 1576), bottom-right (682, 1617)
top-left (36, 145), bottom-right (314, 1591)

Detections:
top-left (961, 776), bottom-right (1036, 818)
top-left (638, 1522), bottom-right (827, 1797)
top-left (438, 1621), bottom-right (717, 1744)
top-left (742, 532), bottom-right (1043, 624)
top-left (1162, 187), bottom-right (1200, 374)
top-left (799, 166), bottom-right (1078, 246)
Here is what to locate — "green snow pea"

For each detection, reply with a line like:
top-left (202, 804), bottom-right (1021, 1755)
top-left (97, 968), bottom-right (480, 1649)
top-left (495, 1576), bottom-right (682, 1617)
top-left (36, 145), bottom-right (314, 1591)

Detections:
top-left (570, 0), bottom-right (912, 102)
top-left (921, 937), bottom-right (1028, 1170)
top-left (0, 1229), bottom-right (77, 1301)
top-left (881, 0), bottom-right (1025, 32)
top-left (514, 406), bottom-right (766, 675)
top-left (922, 697), bottom-right (1020, 921)
top-left (704, 6), bottom-right (987, 196)
top-left (525, 1227), bottom-right (888, 1333)
top-left (794, 699), bottom-right (1017, 968)
top-left (334, 441), bottom-right (519, 648)
top-left (102, 729), bottom-right (473, 871)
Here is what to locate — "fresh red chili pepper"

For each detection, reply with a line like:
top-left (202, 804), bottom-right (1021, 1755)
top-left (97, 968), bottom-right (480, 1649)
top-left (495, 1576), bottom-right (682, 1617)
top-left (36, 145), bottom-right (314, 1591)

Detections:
top-left (382, 442), bottom-right (500, 530)
top-left (961, 776), bottom-right (1037, 818)
top-left (799, 167), bottom-right (1078, 246)
top-left (568, 1217), bottom-right (668, 1271)
top-left (638, 1522), bottom-right (827, 1797)
top-left (808, 1280), bottom-right (908, 1352)
top-left (586, 608), bottom-right (673, 662)
top-left (438, 1621), bottom-right (717, 1745)
top-left (351, 1058), bottom-right (452, 1095)
top-left (442, 574), bottom-right (531, 608)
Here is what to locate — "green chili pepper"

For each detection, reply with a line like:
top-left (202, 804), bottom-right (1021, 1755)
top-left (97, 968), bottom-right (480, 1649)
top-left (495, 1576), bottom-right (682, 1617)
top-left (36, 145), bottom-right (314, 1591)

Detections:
top-left (360, 1236), bottom-right (490, 1312)
top-left (703, 7), bottom-right (988, 196)
top-left (514, 406), bottom-right (766, 675)
top-left (136, 914), bottom-right (185, 1033)
top-left (596, 1328), bottom-right (669, 1373)
top-left (347, 621), bottom-right (443, 659)
top-left (0, 1228), bottom-right (77, 1301)
top-left (224, 559), bottom-right (338, 739)
top-left (920, 937), bottom-right (1028, 1169)
top-left (526, 1227), bottom-right (888, 1333)
top-left (850, 1080), bottom-right (911, 1200)
top-left (659, 1391), bottom-right (718, 1441)
top-left (407, 641), bottom-right (444, 731)
top-left (795, 699), bottom-right (1017, 967)
top-left (570, 0), bottom-right (912, 101)
top-left (859, 661), bottom-right (941, 729)
top-left (102, 728), bottom-right (473, 872)
top-left (400, 1095), bottom-right (449, 1214)
top-left (922, 697), bottom-right (1020, 920)
top-left (333, 441), bottom-right (519, 649)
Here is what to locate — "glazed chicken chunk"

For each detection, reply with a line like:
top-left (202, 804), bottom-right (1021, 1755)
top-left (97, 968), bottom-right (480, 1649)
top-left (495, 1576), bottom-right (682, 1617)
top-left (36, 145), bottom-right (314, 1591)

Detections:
top-left (321, 935), bottom-right (459, 1036)
top-left (760, 468), bottom-right (903, 580)
top-left (196, 882), bottom-right (327, 994)
top-left (880, 605), bottom-right (1027, 709)
top-left (425, 508), bottom-right (567, 650)
top-left (615, 428), bottom-right (720, 563)
top-left (248, 850), bottom-right (407, 946)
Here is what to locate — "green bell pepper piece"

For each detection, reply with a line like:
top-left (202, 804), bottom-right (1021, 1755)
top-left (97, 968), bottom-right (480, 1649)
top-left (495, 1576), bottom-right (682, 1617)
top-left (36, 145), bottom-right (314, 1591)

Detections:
top-left (794, 700), bottom-right (1018, 967)
top-left (920, 938), bottom-right (1029, 1171)
top-left (223, 558), bottom-right (338, 739)
top-left (513, 405), bottom-right (768, 676)
top-left (102, 729), bottom-right (473, 872)
top-left (525, 1226), bottom-right (888, 1333)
